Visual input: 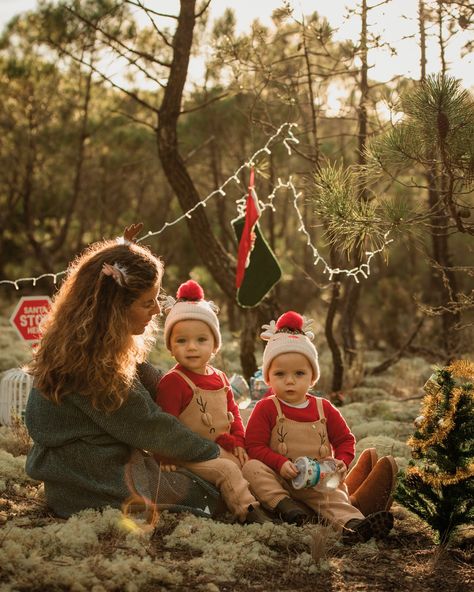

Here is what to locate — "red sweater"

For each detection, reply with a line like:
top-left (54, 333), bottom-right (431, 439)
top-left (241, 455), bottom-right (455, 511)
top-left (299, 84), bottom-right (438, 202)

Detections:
top-left (156, 364), bottom-right (245, 447)
top-left (245, 392), bottom-right (355, 473)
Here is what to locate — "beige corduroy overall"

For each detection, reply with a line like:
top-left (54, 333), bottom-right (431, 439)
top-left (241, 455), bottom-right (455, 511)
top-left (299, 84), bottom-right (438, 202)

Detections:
top-left (242, 395), bottom-right (364, 528)
top-left (172, 368), bottom-right (258, 520)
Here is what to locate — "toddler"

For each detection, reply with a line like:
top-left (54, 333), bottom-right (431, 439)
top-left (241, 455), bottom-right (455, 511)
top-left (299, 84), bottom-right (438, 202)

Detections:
top-left (156, 280), bottom-right (270, 524)
top-left (243, 311), bottom-right (394, 543)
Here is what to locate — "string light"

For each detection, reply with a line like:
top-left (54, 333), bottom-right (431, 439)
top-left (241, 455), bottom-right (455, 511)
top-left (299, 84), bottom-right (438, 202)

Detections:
top-left (0, 272), bottom-right (66, 290)
top-left (0, 121), bottom-right (393, 289)
top-left (138, 122), bottom-right (299, 242)
top-left (235, 175), bottom-right (394, 282)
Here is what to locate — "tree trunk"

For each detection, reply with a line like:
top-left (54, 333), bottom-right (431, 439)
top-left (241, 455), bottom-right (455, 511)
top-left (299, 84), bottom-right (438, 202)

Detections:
top-left (340, 0), bottom-right (369, 366)
top-left (427, 171), bottom-right (461, 356)
top-left (53, 59), bottom-right (94, 252)
top-left (420, 1), bottom-right (460, 357)
top-left (325, 247), bottom-right (344, 391)
top-left (156, 0), bottom-right (280, 374)
top-left (157, 0), bottom-right (236, 297)
top-left (240, 309), bottom-right (259, 380)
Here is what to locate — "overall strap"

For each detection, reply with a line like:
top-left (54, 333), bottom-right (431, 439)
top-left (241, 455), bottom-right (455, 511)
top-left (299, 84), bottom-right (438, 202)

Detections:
top-left (315, 396), bottom-right (326, 421)
top-left (213, 367), bottom-right (229, 390)
top-left (270, 395), bottom-right (285, 421)
top-left (171, 368), bottom-right (198, 391)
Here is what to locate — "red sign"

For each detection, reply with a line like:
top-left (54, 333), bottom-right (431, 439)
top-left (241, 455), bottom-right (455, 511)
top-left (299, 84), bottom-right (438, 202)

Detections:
top-left (10, 296), bottom-right (52, 343)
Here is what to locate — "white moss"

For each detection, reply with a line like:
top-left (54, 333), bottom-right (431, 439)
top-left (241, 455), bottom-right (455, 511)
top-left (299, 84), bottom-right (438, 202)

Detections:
top-left (350, 387), bottom-right (391, 402)
top-left (164, 515), bottom-right (311, 582)
top-left (355, 435), bottom-right (411, 459)
top-left (0, 353), bottom-right (449, 589)
top-left (0, 508), bottom-right (181, 591)
top-left (0, 450), bottom-right (31, 483)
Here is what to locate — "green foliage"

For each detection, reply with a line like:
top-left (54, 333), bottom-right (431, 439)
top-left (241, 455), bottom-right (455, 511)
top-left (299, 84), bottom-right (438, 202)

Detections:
top-left (309, 160), bottom-right (389, 256)
top-left (395, 361), bottom-right (474, 545)
top-left (367, 74), bottom-right (474, 180)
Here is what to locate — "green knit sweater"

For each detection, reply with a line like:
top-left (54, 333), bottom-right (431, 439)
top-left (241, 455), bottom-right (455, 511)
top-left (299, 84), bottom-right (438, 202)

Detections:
top-left (25, 364), bottom-right (219, 518)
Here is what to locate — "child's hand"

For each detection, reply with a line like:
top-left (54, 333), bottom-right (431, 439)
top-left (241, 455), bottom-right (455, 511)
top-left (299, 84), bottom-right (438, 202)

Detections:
top-left (160, 462), bottom-right (177, 472)
top-left (333, 458), bottom-right (348, 481)
top-left (233, 446), bottom-right (249, 467)
top-left (280, 460), bottom-right (299, 480)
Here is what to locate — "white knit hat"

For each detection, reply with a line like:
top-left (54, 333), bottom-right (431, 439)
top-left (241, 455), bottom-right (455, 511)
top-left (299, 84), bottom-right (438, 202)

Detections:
top-left (163, 280), bottom-right (221, 351)
top-left (261, 311), bottom-right (319, 385)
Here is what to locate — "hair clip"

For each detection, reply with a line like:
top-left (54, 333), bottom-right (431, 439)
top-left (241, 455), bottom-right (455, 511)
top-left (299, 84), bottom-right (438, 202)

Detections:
top-left (116, 223), bottom-right (144, 246)
top-left (102, 262), bottom-right (128, 287)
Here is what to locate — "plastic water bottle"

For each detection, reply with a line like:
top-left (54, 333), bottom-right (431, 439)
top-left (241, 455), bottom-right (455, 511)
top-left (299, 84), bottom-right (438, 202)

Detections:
top-left (292, 457), bottom-right (341, 492)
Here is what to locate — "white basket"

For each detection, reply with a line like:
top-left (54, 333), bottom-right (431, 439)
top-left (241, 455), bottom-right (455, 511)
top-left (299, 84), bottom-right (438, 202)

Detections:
top-left (0, 368), bottom-right (33, 426)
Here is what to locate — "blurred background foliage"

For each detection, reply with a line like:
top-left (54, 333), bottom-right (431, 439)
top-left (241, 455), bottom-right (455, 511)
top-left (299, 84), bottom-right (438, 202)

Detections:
top-left (0, 0), bottom-right (472, 386)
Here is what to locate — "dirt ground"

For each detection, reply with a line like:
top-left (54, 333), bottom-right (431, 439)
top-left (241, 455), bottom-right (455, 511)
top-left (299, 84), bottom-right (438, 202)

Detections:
top-left (1, 355), bottom-right (472, 591)
top-left (1, 482), bottom-right (472, 592)
top-left (155, 511), bottom-right (473, 592)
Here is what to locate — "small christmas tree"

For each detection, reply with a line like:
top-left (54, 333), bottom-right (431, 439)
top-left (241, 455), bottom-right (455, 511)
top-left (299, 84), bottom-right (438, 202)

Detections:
top-left (395, 360), bottom-right (474, 545)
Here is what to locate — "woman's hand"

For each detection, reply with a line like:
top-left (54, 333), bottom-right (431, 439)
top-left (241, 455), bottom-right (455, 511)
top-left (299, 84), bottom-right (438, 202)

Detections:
top-left (279, 460), bottom-right (299, 480)
top-left (160, 462), bottom-right (177, 472)
top-left (233, 446), bottom-right (248, 467)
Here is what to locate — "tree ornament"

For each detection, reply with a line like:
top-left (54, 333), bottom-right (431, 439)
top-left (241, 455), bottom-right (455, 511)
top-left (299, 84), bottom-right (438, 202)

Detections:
top-left (414, 415), bottom-right (425, 428)
top-left (233, 169), bottom-right (282, 307)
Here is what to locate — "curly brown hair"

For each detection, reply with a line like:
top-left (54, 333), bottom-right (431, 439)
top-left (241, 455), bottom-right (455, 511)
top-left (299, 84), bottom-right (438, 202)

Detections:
top-left (28, 239), bottom-right (163, 412)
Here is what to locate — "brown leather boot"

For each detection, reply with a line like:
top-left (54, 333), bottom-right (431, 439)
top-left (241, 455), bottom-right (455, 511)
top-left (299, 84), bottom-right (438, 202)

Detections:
top-left (342, 510), bottom-right (394, 545)
top-left (245, 504), bottom-right (275, 524)
top-left (345, 448), bottom-right (378, 496)
top-left (350, 456), bottom-right (398, 517)
top-left (274, 497), bottom-right (316, 526)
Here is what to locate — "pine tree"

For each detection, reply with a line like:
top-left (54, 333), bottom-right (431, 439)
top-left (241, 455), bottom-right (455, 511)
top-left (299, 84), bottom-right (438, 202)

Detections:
top-left (395, 360), bottom-right (474, 545)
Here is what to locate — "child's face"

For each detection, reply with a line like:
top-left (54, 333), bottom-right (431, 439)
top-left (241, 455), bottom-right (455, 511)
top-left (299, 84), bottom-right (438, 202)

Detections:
top-left (169, 319), bottom-right (216, 374)
top-left (268, 352), bottom-right (313, 405)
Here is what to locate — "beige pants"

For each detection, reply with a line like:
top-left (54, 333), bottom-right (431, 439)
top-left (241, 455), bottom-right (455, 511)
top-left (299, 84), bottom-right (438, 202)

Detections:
top-left (181, 450), bottom-right (257, 521)
top-left (242, 459), bottom-right (364, 528)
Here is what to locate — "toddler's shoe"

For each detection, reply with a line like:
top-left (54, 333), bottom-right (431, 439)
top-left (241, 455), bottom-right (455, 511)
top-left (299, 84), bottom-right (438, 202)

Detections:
top-left (350, 456), bottom-right (398, 516)
top-left (345, 448), bottom-right (378, 495)
top-left (245, 504), bottom-right (275, 524)
top-left (342, 510), bottom-right (394, 545)
top-left (275, 497), bottom-right (315, 526)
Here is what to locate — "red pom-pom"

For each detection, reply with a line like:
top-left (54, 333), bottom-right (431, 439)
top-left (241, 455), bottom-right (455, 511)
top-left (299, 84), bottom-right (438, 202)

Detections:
top-left (215, 433), bottom-right (237, 452)
top-left (176, 280), bottom-right (204, 301)
top-left (276, 311), bottom-right (303, 331)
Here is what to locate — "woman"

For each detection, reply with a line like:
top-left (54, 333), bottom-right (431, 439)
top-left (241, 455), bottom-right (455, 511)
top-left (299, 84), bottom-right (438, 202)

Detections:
top-left (25, 234), bottom-right (222, 519)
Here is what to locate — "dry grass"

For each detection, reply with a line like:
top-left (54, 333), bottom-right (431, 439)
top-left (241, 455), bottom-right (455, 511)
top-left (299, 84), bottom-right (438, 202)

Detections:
top-left (0, 352), bottom-right (472, 591)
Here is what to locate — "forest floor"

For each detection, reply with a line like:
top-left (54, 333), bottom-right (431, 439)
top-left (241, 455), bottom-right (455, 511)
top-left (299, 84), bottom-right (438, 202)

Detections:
top-left (0, 351), bottom-right (473, 591)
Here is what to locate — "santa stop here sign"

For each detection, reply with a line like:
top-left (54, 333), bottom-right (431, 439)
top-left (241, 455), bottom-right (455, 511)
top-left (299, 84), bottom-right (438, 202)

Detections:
top-left (10, 296), bottom-right (52, 343)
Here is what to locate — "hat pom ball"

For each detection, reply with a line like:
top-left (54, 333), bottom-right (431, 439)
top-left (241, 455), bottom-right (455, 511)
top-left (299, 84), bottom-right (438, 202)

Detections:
top-left (176, 280), bottom-right (204, 301)
top-left (276, 311), bottom-right (304, 331)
